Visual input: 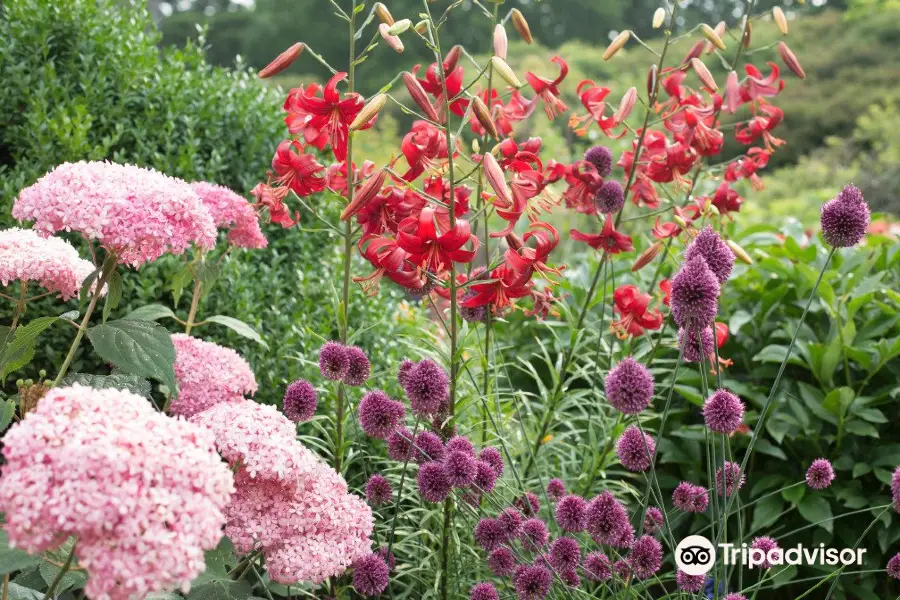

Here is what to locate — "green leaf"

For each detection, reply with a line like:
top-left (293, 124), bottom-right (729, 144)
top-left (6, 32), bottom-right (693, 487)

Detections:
top-left (204, 315), bottom-right (267, 348)
top-left (61, 372), bottom-right (152, 398)
top-left (844, 419), bottom-right (880, 438)
top-left (102, 269), bottom-right (123, 323)
top-left (39, 560), bottom-right (87, 593)
top-left (146, 594), bottom-right (184, 600)
top-left (170, 264), bottom-right (193, 307)
top-left (782, 484), bottom-right (806, 505)
top-left (0, 531), bottom-right (42, 575)
top-left (0, 316), bottom-right (59, 378)
top-left (0, 398), bottom-right (15, 433)
top-left (798, 495), bottom-right (833, 532)
top-left (186, 581), bottom-right (253, 600)
top-left (124, 304), bottom-right (177, 322)
top-left (87, 320), bottom-right (176, 392)
top-left (822, 387), bottom-right (854, 419)
top-left (853, 463), bottom-right (872, 478)
top-left (753, 344), bottom-right (805, 367)
top-left (6, 583), bottom-right (43, 600)
top-left (751, 495), bottom-right (784, 531)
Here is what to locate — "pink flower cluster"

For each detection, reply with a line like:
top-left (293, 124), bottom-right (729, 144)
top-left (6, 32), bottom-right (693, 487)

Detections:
top-left (169, 333), bottom-right (258, 417)
top-left (0, 228), bottom-right (96, 300)
top-left (13, 161), bottom-right (217, 267)
top-left (0, 385), bottom-right (234, 600)
top-left (190, 182), bottom-right (268, 249)
top-left (192, 399), bottom-right (373, 583)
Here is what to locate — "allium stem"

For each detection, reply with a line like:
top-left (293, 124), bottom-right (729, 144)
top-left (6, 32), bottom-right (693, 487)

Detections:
top-left (42, 542), bottom-right (77, 600)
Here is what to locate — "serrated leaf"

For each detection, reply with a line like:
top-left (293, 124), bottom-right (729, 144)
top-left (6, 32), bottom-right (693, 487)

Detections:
top-left (0, 531), bottom-right (42, 575)
top-left (87, 320), bottom-right (176, 392)
top-left (0, 317), bottom-right (59, 378)
top-left (0, 398), bottom-right (16, 432)
top-left (39, 560), bottom-right (87, 593)
top-left (124, 304), bottom-right (178, 322)
top-left (186, 581), bottom-right (253, 600)
top-left (146, 593), bottom-right (184, 600)
top-left (171, 264), bottom-right (193, 307)
top-left (204, 315), bottom-right (267, 348)
top-left (6, 583), bottom-right (43, 600)
top-left (61, 373), bottom-right (152, 398)
top-left (102, 269), bottom-right (123, 323)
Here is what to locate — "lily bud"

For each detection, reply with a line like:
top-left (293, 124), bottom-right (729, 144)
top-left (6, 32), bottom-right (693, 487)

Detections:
top-left (777, 42), bottom-right (805, 79)
top-left (614, 87), bottom-right (637, 124)
top-left (726, 239), bottom-right (753, 265)
top-left (491, 56), bottom-right (523, 88)
top-left (443, 45), bottom-right (462, 73)
top-left (482, 152), bottom-right (512, 207)
top-left (493, 24), bottom-right (508, 60)
top-left (341, 169), bottom-right (387, 220)
top-left (472, 96), bottom-right (500, 139)
top-left (414, 20), bottom-right (428, 34)
top-left (510, 9), bottom-right (533, 44)
top-left (690, 57), bottom-right (717, 92)
top-left (505, 232), bottom-right (524, 252)
top-left (258, 42), bottom-right (304, 79)
top-left (349, 93), bottom-right (386, 131)
top-left (652, 8), bottom-right (666, 29)
top-left (673, 214), bottom-right (689, 230)
top-left (603, 30), bottom-right (631, 60)
top-left (472, 138), bottom-right (480, 154)
top-left (705, 22), bottom-right (727, 53)
top-left (647, 64), bottom-right (658, 97)
top-left (773, 7), bottom-right (788, 35)
top-left (724, 71), bottom-right (740, 113)
top-left (373, 2), bottom-right (394, 26)
top-left (402, 72), bottom-right (440, 122)
top-left (700, 23), bottom-right (726, 51)
top-left (632, 241), bottom-right (663, 272)
top-left (379, 23), bottom-right (404, 53)
top-left (683, 40), bottom-right (705, 64)
top-left (742, 18), bottom-right (752, 48)
top-left (388, 19), bottom-right (411, 35)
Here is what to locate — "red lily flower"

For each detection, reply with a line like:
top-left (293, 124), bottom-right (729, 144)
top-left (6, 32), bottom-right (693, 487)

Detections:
top-left (400, 120), bottom-right (451, 181)
top-left (569, 80), bottom-right (621, 137)
top-left (271, 140), bottom-right (326, 198)
top-left (659, 279), bottom-right (671, 306)
top-left (356, 187), bottom-right (401, 236)
top-left (414, 61), bottom-right (470, 118)
top-left (629, 176), bottom-right (660, 209)
top-left (251, 181), bottom-right (297, 228)
top-left (652, 204), bottom-right (701, 239)
top-left (735, 103), bottom-right (785, 151)
top-left (705, 182), bottom-right (744, 214)
top-left (610, 285), bottom-right (664, 338)
top-left (284, 83), bottom-right (329, 150)
top-left (725, 147), bottom-right (770, 190)
top-left (396, 207), bottom-right (478, 273)
top-left (570, 217), bottom-right (633, 254)
top-left (460, 263), bottom-right (533, 311)
top-left (641, 130), bottom-right (698, 184)
top-left (524, 57), bottom-right (569, 120)
top-left (504, 222), bottom-right (564, 283)
top-left (501, 90), bottom-right (538, 123)
top-left (326, 160), bottom-right (376, 197)
top-left (524, 286), bottom-right (564, 320)
top-left (740, 63), bottom-right (784, 103)
top-left (355, 235), bottom-right (425, 295)
top-left (710, 321), bottom-right (733, 374)
top-left (562, 161), bottom-right (603, 214)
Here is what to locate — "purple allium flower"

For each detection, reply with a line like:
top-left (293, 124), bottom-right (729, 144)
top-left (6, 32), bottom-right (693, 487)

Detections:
top-left (343, 346), bottom-right (371, 386)
top-left (446, 435), bottom-right (475, 455)
top-left (469, 582), bottom-right (499, 600)
top-left (461, 294), bottom-right (488, 323)
top-left (414, 431), bottom-right (445, 464)
top-left (643, 506), bottom-right (663, 534)
top-left (479, 447), bottom-right (504, 476)
top-left (489, 546), bottom-right (518, 576)
top-left (678, 325), bottom-right (715, 363)
top-left (555, 494), bottom-right (588, 532)
top-left (586, 491), bottom-right (629, 545)
top-left (515, 492), bottom-right (541, 516)
top-left (474, 518), bottom-right (506, 551)
top-left (397, 359), bottom-right (415, 388)
top-left (595, 180), bottom-right (625, 214)
top-left (672, 481), bottom-right (709, 513)
top-left (417, 461), bottom-right (451, 503)
top-left (377, 546), bottom-right (396, 571)
top-left (445, 450), bottom-right (478, 488)
top-left (820, 184), bottom-right (870, 248)
top-left (676, 570), bottom-right (704, 592)
top-left (616, 425), bottom-right (655, 472)
top-left (282, 379), bottom-right (317, 422)
top-left (613, 559), bottom-right (631, 581)
top-left (520, 518), bottom-right (549, 551)
top-left (629, 535), bottom-right (662, 580)
top-left (703, 389), bottom-right (745, 434)
top-left (498, 507), bottom-right (524, 538)
top-left (806, 458), bottom-right (835, 490)
top-left (560, 569), bottom-right (580, 587)
top-left (404, 359), bottom-right (450, 416)
top-left (611, 523), bottom-right (635, 549)
top-left (358, 391), bottom-right (405, 440)
top-left (604, 357), bottom-right (655, 414)
top-left (684, 226), bottom-right (735, 285)
top-left (887, 553), bottom-right (900, 579)
top-left (725, 595), bottom-right (748, 600)
top-left (670, 255), bottom-right (720, 329)
top-left (892, 467), bottom-right (900, 513)
top-left (584, 552), bottom-right (611, 581)
top-left (514, 564), bottom-right (552, 600)
top-left (549, 536), bottom-right (581, 572)
top-left (546, 478), bottom-right (567, 502)
top-left (716, 461), bottom-right (745, 497)
top-left (584, 145), bottom-right (613, 177)
top-left (751, 536), bottom-right (780, 568)
top-left (319, 341), bottom-right (350, 381)
top-left (365, 474), bottom-right (392, 507)
top-left (387, 427), bottom-right (414, 461)
top-left (474, 460), bottom-right (498, 493)
top-left (352, 553), bottom-right (390, 597)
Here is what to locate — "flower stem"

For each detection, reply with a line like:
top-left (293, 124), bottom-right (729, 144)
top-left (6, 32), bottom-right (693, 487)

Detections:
top-left (42, 542), bottom-right (77, 600)
top-left (8, 282), bottom-right (28, 333)
top-left (184, 277), bottom-right (202, 335)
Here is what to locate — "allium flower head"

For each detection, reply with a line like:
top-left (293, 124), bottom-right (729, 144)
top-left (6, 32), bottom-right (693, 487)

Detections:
top-left (560, 569), bottom-right (580, 587)
top-left (612, 523), bottom-right (635, 549)
top-left (806, 458), bottom-right (835, 490)
top-left (319, 341), bottom-right (350, 380)
top-left (169, 333), bottom-right (257, 418)
top-left (470, 582), bottom-right (499, 600)
top-left (365, 474), bottom-right (392, 507)
top-left (586, 491), bottom-right (629, 545)
top-left (397, 359), bottom-right (415, 387)
top-left (343, 346), bottom-right (371, 386)
top-left (414, 431), bottom-right (446, 463)
top-left (556, 494), bottom-right (588, 532)
top-left (725, 595), bottom-right (748, 600)
top-left (377, 546), bottom-right (396, 571)
top-left (190, 181), bottom-right (267, 249)
top-left (474, 460), bottom-right (498, 493)
top-left (445, 450), bottom-right (478, 487)
top-left (716, 461), bottom-right (746, 497)
top-left (283, 379), bottom-right (317, 422)
top-left (549, 537), bottom-right (581, 572)
top-left (595, 180), bottom-right (625, 214)
top-left (0, 385), bottom-right (233, 600)
top-left (629, 535), bottom-right (662, 580)
top-left (892, 466), bottom-right (900, 513)
top-left (820, 184), bottom-right (870, 248)
top-left (498, 507), bottom-right (524, 537)
top-left (604, 357), bottom-right (655, 414)
top-left (677, 570), bottom-right (705, 592)
top-left (417, 461), bottom-right (451, 503)
top-left (387, 427), bottom-right (414, 461)
top-left (446, 435), bottom-right (476, 455)
top-left (404, 358), bottom-right (450, 415)
top-left (489, 547), bottom-right (518, 576)
top-left (751, 536), bottom-right (780, 568)
top-left (678, 325), bottom-right (715, 363)
top-left (515, 491), bottom-right (541, 516)
top-left (358, 391), bottom-right (405, 440)
top-left (670, 255), bottom-right (720, 329)
top-left (684, 226), bottom-right (735, 284)
top-left (616, 425), bottom-right (655, 472)
top-left (474, 518), bottom-right (506, 551)
top-left (672, 481), bottom-right (708, 513)
top-left (613, 559), bottom-right (631, 581)
top-left (546, 478), bottom-right (567, 501)
top-left (0, 228), bottom-right (97, 300)
top-left (479, 446), bottom-right (504, 476)
top-left (584, 145), bottom-right (613, 177)
top-left (703, 389), bottom-right (745, 434)
top-left (514, 564), bottom-right (552, 600)
top-left (352, 553), bottom-right (390, 597)
top-left (584, 552), bottom-right (612, 581)
top-left (643, 507), bottom-right (663, 534)
top-left (14, 161), bottom-right (217, 267)
top-left (887, 553), bottom-right (900, 579)
top-left (520, 518), bottom-right (550, 551)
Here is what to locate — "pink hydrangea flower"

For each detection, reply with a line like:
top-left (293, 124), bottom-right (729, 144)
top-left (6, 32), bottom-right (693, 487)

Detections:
top-left (13, 161), bottom-right (217, 267)
top-left (0, 384), bottom-right (234, 600)
top-left (0, 228), bottom-right (97, 300)
top-left (169, 333), bottom-right (258, 417)
top-left (190, 182), bottom-right (268, 249)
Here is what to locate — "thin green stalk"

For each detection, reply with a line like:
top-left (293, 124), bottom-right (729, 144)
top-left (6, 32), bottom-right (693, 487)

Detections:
top-left (42, 543), bottom-right (77, 600)
top-left (184, 277), bottom-right (202, 335)
top-left (822, 504), bottom-right (890, 599)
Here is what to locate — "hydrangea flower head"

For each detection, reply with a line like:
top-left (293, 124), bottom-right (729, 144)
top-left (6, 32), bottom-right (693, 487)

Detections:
top-left (703, 389), bottom-right (745, 434)
top-left (0, 228), bottom-right (97, 300)
top-left (616, 424), bottom-right (655, 472)
top-left (190, 181), bottom-right (267, 249)
top-left (820, 184), bottom-right (870, 248)
top-left (684, 225), bottom-right (735, 284)
top-left (806, 458), bottom-right (835, 490)
top-left (14, 161), bottom-right (217, 267)
top-left (670, 255), bottom-right (720, 328)
top-left (283, 379), bottom-right (317, 422)
top-left (605, 357), bottom-right (654, 414)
